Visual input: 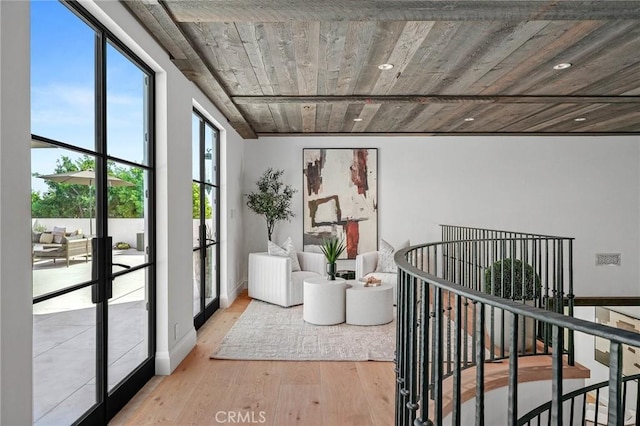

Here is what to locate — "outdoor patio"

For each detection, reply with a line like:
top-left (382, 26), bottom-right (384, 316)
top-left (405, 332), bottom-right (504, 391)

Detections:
top-left (32, 250), bottom-right (148, 425)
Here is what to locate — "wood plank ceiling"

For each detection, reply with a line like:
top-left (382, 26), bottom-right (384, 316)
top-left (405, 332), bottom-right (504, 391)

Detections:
top-left (122, 1), bottom-right (640, 139)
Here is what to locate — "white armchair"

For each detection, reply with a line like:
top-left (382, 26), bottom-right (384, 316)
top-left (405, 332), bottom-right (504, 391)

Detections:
top-left (248, 251), bottom-right (326, 307)
top-left (355, 251), bottom-right (399, 305)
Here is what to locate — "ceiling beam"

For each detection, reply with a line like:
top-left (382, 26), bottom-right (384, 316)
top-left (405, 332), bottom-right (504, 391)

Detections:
top-left (165, 1), bottom-right (640, 22)
top-left (122, 1), bottom-right (257, 139)
top-left (232, 95), bottom-right (640, 105)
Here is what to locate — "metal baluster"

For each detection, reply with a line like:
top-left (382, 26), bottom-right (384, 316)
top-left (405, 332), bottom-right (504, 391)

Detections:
top-left (417, 279), bottom-right (430, 426)
top-left (396, 269), bottom-right (407, 426)
top-left (608, 342), bottom-right (623, 426)
top-left (433, 287), bottom-right (443, 424)
top-left (567, 239), bottom-right (575, 365)
top-left (551, 325), bottom-right (564, 424)
top-left (407, 277), bottom-right (419, 425)
top-left (476, 301), bottom-right (486, 426)
top-left (452, 294), bottom-right (463, 426)
top-left (508, 312), bottom-right (519, 426)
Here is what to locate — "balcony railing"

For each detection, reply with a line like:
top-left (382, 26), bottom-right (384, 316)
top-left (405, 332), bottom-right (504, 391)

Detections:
top-left (518, 373), bottom-right (640, 425)
top-left (395, 225), bottom-right (640, 426)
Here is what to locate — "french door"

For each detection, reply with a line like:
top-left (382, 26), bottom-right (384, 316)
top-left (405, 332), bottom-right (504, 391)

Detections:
top-left (192, 110), bottom-right (220, 329)
top-left (31, 2), bottom-right (155, 424)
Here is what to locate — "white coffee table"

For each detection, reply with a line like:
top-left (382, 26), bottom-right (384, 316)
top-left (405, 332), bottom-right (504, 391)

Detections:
top-left (303, 277), bottom-right (347, 325)
top-left (346, 282), bottom-right (393, 326)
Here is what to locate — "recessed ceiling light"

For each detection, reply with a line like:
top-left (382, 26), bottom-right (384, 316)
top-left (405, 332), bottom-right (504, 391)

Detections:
top-left (378, 63), bottom-right (394, 70)
top-left (574, 117), bottom-right (587, 122)
top-left (353, 118), bottom-right (363, 122)
top-left (464, 117), bottom-right (475, 122)
top-left (553, 63), bottom-right (572, 70)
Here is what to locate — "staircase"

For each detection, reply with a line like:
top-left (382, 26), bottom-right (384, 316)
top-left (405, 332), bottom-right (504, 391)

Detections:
top-left (395, 225), bottom-right (640, 426)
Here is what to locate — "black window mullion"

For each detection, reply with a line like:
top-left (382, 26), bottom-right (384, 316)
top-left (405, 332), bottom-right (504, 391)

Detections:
top-left (94, 25), bottom-right (108, 419)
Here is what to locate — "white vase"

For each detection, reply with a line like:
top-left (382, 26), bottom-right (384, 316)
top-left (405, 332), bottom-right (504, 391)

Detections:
top-left (484, 301), bottom-right (536, 354)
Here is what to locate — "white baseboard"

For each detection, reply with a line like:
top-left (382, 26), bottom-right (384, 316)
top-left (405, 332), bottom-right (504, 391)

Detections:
top-left (155, 327), bottom-right (197, 375)
top-left (221, 279), bottom-right (247, 308)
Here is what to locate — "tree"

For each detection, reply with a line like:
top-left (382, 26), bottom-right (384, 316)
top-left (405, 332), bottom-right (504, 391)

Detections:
top-left (246, 168), bottom-right (296, 241)
top-left (32, 155), bottom-right (144, 219)
top-left (192, 183), bottom-right (213, 219)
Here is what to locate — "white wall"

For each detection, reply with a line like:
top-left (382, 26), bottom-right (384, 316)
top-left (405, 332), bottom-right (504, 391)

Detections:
top-left (243, 135), bottom-right (640, 297)
top-left (0, 1), bottom-right (33, 423)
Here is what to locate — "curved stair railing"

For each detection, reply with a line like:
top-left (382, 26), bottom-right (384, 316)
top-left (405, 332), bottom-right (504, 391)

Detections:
top-left (395, 225), bottom-right (640, 426)
top-left (518, 373), bottom-right (640, 425)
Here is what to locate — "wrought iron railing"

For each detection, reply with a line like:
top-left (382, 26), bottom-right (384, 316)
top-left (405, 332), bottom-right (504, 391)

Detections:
top-left (395, 226), bottom-right (640, 426)
top-left (440, 224), bottom-right (575, 362)
top-left (518, 373), bottom-right (640, 425)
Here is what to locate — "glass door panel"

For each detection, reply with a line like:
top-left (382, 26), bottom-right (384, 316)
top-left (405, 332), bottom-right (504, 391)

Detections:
top-left (107, 162), bottom-right (151, 392)
top-left (204, 186), bottom-right (216, 239)
top-left (31, 143), bottom-right (99, 425)
top-left (205, 245), bottom-right (217, 306)
top-left (32, 146), bottom-right (97, 289)
top-left (192, 117), bottom-right (200, 181)
top-left (106, 42), bottom-right (149, 166)
top-left (204, 125), bottom-right (216, 185)
top-left (108, 267), bottom-right (150, 391)
top-left (31, 0), bottom-right (96, 152)
top-left (32, 287), bottom-right (98, 425)
top-left (193, 250), bottom-right (203, 317)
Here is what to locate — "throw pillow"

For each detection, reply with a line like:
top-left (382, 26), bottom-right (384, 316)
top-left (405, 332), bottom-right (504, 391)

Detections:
top-left (267, 237), bottom-right (301, 272)
top-left (39, 233), bottom-right (54, 244)
top-left (376, 238), bottom-right (410, 273)
top-left (52, 226), bottom-right (66, 244)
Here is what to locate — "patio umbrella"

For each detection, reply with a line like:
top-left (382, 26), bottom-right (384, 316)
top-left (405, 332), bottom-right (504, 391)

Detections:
top-left (39, 169), bottom-right (135, 235)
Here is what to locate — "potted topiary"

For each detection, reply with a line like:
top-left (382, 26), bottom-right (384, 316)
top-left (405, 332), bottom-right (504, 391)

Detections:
top-left (320, 236), bottom-right (345, 280)
top-left (484, 258), bottom-right (541, 352)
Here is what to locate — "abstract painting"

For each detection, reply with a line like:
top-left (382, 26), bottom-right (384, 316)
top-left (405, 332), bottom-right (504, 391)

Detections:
top-left (303, 148), bottom-right (377, 259)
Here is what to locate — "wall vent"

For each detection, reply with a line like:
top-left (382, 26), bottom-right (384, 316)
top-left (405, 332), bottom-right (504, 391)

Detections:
top-left (596, 253), bottom-right (621, 266)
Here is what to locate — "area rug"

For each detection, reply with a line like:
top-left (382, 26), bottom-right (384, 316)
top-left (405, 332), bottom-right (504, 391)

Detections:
top-left (211, 300), bottom-right (395, 361)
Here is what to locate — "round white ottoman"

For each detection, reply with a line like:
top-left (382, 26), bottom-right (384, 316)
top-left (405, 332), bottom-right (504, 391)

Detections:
top-left (346, 283), bottom-right (393, 326)
top-left (303, 277), bottom-right (347, 325)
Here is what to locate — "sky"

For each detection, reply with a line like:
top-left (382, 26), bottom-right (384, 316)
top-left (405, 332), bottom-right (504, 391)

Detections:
top-left (31, 0), bottom-right (147, 193)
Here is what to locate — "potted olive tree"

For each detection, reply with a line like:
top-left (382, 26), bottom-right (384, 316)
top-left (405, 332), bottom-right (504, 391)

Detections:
top-left (246, 168), bottom-right (296, 241)
top-left (484, 258), bottom-right (541, 352)
top-left (320, 236), bottom-right (345, 280)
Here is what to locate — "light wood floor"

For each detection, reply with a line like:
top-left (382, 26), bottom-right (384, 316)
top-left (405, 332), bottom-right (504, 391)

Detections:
top-left (109, 292), bottom-right (396, 426)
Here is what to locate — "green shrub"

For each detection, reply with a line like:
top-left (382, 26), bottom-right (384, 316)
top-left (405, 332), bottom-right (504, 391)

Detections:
top-left (484, 258), bottom-right (541, 300)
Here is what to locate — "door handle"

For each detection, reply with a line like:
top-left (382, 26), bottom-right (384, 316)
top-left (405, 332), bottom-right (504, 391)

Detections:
top-left (91, 236), bottom-right (117, 302)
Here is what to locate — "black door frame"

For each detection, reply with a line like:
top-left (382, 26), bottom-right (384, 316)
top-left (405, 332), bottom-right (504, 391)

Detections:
top-left (32, 1), bottom-right (156, 424)
top-left (192, 109), bottom-right (221, 329)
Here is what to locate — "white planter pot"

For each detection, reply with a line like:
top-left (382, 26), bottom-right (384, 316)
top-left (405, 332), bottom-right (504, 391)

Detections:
top-left (485, 301), bottom-right (536, 354)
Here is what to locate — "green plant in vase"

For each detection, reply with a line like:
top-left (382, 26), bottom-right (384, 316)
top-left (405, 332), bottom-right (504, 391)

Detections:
top-left (245, 168), bottom-right (296, 241)
top-left (320, 237), bottom-right (345, 280)
top-left (483, 258), bottom-right (542, 352)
